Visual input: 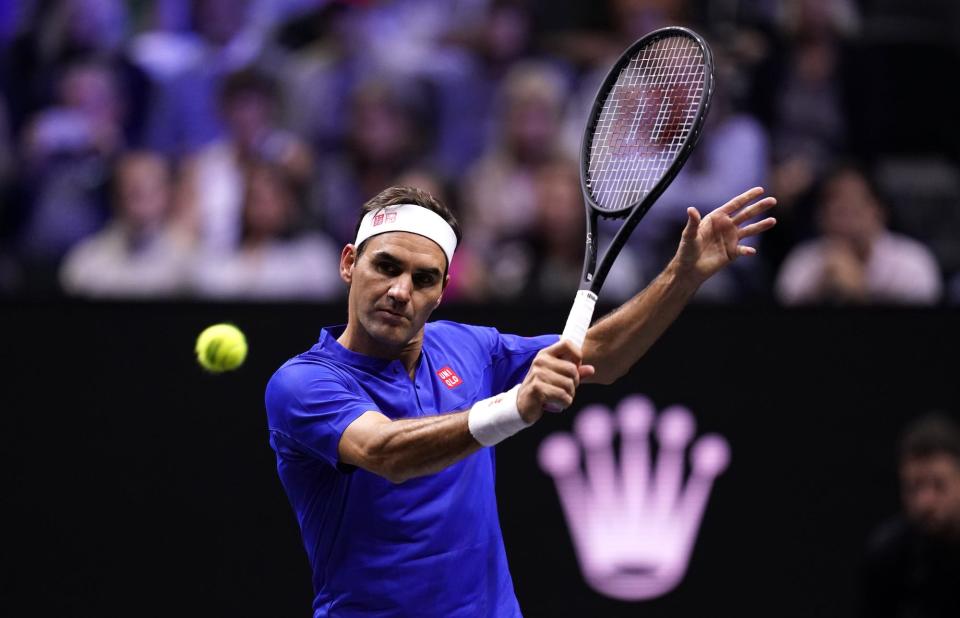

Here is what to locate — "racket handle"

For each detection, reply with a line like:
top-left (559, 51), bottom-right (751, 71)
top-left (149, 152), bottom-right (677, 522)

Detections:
top-left (560, 290), bottom-right (598, 350)
top-left (544, 291), bottom-right (598, 414)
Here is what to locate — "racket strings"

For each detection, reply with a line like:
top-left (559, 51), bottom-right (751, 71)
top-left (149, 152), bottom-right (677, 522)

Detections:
top-left (587, 34), bottom-right (706, 213)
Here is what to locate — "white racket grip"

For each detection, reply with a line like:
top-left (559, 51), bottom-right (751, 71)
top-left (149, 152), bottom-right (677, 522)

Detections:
top-left (560, 290), bottom-right (598, 350)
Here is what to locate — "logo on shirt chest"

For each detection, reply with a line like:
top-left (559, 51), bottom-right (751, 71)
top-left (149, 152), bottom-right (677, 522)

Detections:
top-left (436, 366), bottom-right (463, 389)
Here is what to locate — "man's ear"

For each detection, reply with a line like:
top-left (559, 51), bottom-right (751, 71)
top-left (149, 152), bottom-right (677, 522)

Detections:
top-left (435, 274), bottom-right (450, 307)
top-left (340, 244), bottom-right (357, 284)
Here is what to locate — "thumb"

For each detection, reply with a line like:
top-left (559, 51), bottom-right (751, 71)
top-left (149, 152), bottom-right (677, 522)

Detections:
top-left (578, 364), bottom-right (596, 380)
top-left (549, 337), bottom-right (584, 363)
top-left (682, 207), bottom-right (701, 241)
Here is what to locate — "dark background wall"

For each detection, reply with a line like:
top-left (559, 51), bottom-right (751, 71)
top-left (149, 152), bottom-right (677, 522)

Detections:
top-left (2, 301), bottom-right (958, 617)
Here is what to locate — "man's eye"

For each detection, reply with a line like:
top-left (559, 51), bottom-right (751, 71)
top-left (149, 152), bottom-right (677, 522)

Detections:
top-left (414, 274), bottom-right (437, 287)
top-left (377, 263), bottom-right (400, 276)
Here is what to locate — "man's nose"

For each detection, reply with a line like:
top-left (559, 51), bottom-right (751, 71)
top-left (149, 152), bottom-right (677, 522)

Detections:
top-left (910, 486), bottom-right (940, 516)
top-left (387, 275), bottom-right (412, 303)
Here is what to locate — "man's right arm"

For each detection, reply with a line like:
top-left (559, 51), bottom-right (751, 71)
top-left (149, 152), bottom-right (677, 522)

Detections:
top-left (338, 339), bottom-right (594, 483)
top-left (339, 410), bottom-right (478, 483)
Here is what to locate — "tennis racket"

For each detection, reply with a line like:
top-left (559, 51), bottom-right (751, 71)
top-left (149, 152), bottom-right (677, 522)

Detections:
top-left (561, 26), bottom-right (715, 349)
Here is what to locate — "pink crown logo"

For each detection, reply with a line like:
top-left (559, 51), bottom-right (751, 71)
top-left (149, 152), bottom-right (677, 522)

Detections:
top-left (538, 395), bottom-right (730, 601)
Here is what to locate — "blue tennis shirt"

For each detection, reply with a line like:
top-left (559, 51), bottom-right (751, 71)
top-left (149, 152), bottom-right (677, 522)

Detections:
top-left (265, 320), bottom-right (557, 617)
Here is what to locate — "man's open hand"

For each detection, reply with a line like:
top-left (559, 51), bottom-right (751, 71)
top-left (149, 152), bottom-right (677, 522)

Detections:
top-left (674, 186), bottom-right (777, 283)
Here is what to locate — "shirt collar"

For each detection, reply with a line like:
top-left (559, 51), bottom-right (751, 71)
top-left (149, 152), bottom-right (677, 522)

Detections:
top-left (316, 325), bottom-right (411, 372)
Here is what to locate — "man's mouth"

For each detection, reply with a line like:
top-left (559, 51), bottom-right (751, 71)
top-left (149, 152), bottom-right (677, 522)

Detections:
top-left (375, 308), bottom-right (408, 323)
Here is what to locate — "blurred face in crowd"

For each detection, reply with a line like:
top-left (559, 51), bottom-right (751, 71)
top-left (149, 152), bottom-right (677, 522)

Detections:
top-left (243, 165), bottom-right (294, 242)
top-left (224, 91), bottom-right (273, 152)
top-left (818, 169), bottom-right (885, 251)
top-left (900, 453), bottom-right (960, 538)
top-left (482, 4), bottom-right (529, 63)
top-left (116, 153), bottom-right (171, 231)
top-left (534, 161), bottom-right (583, 247)
top-left (506, 97), bottom-right (557, 161)
top-left (794, 38), bottom-right (837, 84)
top-left (60, 63), bottom-right (124, 128)
top-left (351, 87), bottom-right (413, 165)
top-left (340, 232), bottom-right (447, 355)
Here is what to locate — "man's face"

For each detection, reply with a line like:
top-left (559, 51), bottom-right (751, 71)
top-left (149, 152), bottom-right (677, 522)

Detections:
top-left (340, 232), bottom-right (447, 353)
top-left (900, 453), bottom-right (960, 538)
top-left (818, 171), bottom-right (884, 247)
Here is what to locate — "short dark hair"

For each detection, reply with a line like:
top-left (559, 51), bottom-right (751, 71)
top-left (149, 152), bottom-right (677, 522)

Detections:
top-left (354, 186), bottom-right (462, 270)
top-left (818, 159), bottom-right (888, 211)
top-left (899, 412), bottom-right (960, 463)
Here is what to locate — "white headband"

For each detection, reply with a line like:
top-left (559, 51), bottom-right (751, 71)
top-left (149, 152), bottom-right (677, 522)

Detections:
top-left (355, 203), bottom-right (458, 266)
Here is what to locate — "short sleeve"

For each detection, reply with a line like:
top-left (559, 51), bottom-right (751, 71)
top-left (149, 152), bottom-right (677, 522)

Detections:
top-left (265, 362), bottom-right (377, 468)
top-left (489, 330), bottom-right (559, 393)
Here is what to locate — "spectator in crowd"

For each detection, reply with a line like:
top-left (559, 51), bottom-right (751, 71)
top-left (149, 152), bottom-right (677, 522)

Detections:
top-left (16, 58), bottom-right (128, 274)
top-left (760, 0), bottom-right (860, 270)
top-left (192, 159), bottom-right (340, 300)
top-left (770, 0), bottom-right (858, 175)
top-left (427, 0), bottom-right (537, 176)
top-left (486, 157), bottom-right (641, 302)
top-left (775, 163), bottom-right (942, 305)
top-left (313, 75), bottom-right (434, 246)
top-left (460, 60), bottom-right (571, 266)
top-left (271, 2), bottom-right (370, 154)
top-left (860, 412), bottom-right (960, 618)
top-left (139, 0), bottom-right (266, 157)
top-left (59, 150), bottom-right (193, 297)
top-left (3, 0), bottom-right (150, 140)
top-left (180, 66), bottom-right (313, 255)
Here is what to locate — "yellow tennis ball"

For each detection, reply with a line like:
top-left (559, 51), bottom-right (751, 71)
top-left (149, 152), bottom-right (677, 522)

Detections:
top-left (195, 323), bottom-right (247, 373)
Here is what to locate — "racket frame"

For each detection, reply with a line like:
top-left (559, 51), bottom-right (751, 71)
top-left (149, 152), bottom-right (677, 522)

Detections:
top-left (556, 26), bottom-right (714, 352)
top-left (577, 26), bottom-right (715, 297)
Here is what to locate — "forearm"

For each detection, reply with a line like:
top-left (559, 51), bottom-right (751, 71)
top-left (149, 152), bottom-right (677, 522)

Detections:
top-left (362, 411), bottom-right (481, 483)
top-left (582, 259), bottom-right (701, 384)
top-left (343, 342), bottom-right (587, 483)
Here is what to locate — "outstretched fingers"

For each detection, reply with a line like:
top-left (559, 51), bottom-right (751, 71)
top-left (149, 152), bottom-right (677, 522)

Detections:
top-left (737, 216), bottom-right (777, 240)
top-left (717, 186), bottom-right (765, 216)
top-left (732, 196), bottom-right (778, 225)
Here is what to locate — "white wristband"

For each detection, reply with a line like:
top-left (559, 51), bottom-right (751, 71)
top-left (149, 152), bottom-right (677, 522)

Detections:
top-left (467, 384), bottom-right (528, 446)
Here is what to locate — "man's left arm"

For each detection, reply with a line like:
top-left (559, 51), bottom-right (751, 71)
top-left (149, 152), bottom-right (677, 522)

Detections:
top-left (581, 187), bottom-right (777, 385)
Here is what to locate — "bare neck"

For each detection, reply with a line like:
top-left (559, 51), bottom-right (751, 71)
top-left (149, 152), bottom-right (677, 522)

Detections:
top-left (337, 321), bottom-right (423, 379)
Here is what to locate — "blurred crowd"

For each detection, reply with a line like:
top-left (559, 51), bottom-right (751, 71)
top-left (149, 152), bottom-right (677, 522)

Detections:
top-left (1, 0), bottom-right (959, 304)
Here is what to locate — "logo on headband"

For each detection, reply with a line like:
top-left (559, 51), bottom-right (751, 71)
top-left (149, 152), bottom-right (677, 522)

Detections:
top-left (372, 211), bottom-right (398, 227)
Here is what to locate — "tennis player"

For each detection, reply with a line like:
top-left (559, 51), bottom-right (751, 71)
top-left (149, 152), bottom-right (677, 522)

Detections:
top-left (265, 185), bottom-right (775, 617)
